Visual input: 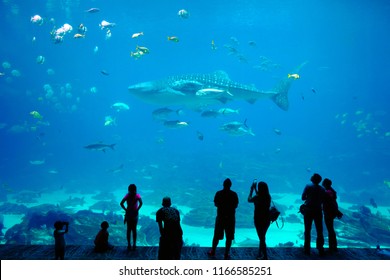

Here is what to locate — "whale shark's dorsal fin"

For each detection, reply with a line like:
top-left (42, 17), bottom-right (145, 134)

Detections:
top-left (212, 70), bottom-right (230, 80)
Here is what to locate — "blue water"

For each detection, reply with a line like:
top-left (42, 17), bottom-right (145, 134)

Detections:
top-left (0, 0), bottom-right (389, 247)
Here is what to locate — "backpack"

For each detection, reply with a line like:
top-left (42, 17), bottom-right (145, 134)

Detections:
top-left (269, 201), bottom-right (284, 229)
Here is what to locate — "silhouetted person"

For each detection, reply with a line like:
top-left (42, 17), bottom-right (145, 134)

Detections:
top-left (248, 180), bottom-right (271, 260)
top-left (94, 221), bottom-right (114, 252)
top-left (120, 183), bottom-right (143, 250)
top-left (301, 173), bottom-right (326, 256)
top-left (322, 178), bottom-right (339, 253)
top-left (53, 221), bottom-right (68, 260)
top-left (208, 178), bottom-right (239, 259)
top-left (156, 197), bottom-right (183, 260)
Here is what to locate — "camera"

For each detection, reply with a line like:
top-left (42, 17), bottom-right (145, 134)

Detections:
top-left (251, 179), bottom-right (257, 189)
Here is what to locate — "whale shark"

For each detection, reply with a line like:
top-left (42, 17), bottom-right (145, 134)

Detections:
top-left (128, 63), bottom-right (306, 111)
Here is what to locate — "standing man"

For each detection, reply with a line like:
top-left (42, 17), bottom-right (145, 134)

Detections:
top-left (301, 173), bottom-right (326, 256)
top-left (208, 178), bottom-right (239, 259)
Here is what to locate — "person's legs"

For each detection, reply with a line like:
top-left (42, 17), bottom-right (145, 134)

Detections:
top-left (126, 222), bottom-right (132, 249)
top-left (224, 238), bottom-right (232, 259)
top-left (303, 214), bottom-right (313, 254)
top-left (314, 212), bottom-right (324, 255)
top-left (325, 215), bottom-right (337, 252)
top-left (224, 216), bottom-right (235, 259)
top-left (259, 221), bottom-right (271, 259)
top-left (131, 220), bottom-right (138, 249)
top-left (209, 216), bottom-right (223, 256)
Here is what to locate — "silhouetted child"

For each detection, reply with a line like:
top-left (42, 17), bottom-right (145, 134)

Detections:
top-left (94, 221), bottom-right (114, 252)
top-left (53, 221), bottom-right (69, 260)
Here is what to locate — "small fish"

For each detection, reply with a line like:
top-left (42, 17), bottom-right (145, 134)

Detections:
top-left (136, 46), bottom-right (150, 54)
top-left (201, 110), bottom-right (220, 118)
top-left (167, 36), bottom-right (179, 42)
top-left (130, 51), bottom-right (144, 59)
top-left (177, 9), bottom-right (190, 19)
top-left (30, 110), bottom-right (43, 120)
top-left (152, 107), bottom-right (183, 120)
top-left (132, 32), bottom-right (144, 38)
top-left (211, 40), bottom-right (217, 50)
top-left (29, 160), bottom-right (45, 165)
top-left (287, 73), bottom-right (300, 79)
top-left (111, 102), bottom-right (130, 112)
top-left (31, 15), bottom-right (43, 25)
top-left (217, 108), bottom-right (239, 115)
top-left (196, 131), bottom-right (204, 141)
top-left (248, 41), bottom-right (256, 47)
top-left (101, 70), bottom-right (110, 76)
top-left (220, 120), bottom-right (255, 136)
top-left (86, 8), bottom-right (100, 13)
top-left (74, 33), bottom-right (85, 39)
top-left (100, 20), bottom-right (116, 30)
top-left (311, 88), bottom-right (316, 93)
top-left (273, 128), bottom-right (282, 135)
top-left (163, 120), bottom-right (189, 128)
top-left (104, 116), bottom-right (116, 126)
top-left (105, 29), bottom-right (112, 40)
top-left (84, 142), bottom-right (116, 152)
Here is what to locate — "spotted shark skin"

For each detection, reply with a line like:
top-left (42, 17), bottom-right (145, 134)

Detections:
top-left (128, 63), bottom-right (306, 111)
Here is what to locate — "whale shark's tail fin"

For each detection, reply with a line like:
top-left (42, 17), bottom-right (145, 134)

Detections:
top-left (271, 61), bottom-right (308, 111)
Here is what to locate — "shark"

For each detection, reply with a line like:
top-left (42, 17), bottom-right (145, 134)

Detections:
top-left (128, 63), bottom-right (306, 111)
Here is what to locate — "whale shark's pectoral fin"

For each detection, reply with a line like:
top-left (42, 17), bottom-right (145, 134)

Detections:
top-left (171, 80), bottom-right (204, 92)
top-left (216, 97), bottom-right (228, 104)
top-left (246, 98), bottom-right (257, 104)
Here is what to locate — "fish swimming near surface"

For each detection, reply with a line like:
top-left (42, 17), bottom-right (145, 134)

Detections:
top-left (84, 142), bottom-right (116, 152)
top-left (128, 63), bottom-right (306, 111)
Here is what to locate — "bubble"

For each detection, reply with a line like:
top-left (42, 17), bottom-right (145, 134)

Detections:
top-left (47, 68), bottom-right (55, 75)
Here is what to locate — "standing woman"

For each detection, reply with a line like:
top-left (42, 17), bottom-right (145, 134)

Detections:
top-left (322, 178), bottom-right (339, 253)
top-left (120, 183), bottom-right (143, 250)
top-left (248, 180), bottom-right (271, 260)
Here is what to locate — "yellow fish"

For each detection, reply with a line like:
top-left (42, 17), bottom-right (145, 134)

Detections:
top-left (288, 73), bottom-right (300, 79)
top-left (30, 110), bottom-right (43, 120)
top-left (211, 40), bottom-right (217, 50)
top-left (167, 36), bottom-right (179, 42)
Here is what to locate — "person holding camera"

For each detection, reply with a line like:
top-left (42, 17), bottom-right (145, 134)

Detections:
top-left (248, 180), bottom-right (271, 260)
top-left (53, 221), bottom-right (69, 260)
